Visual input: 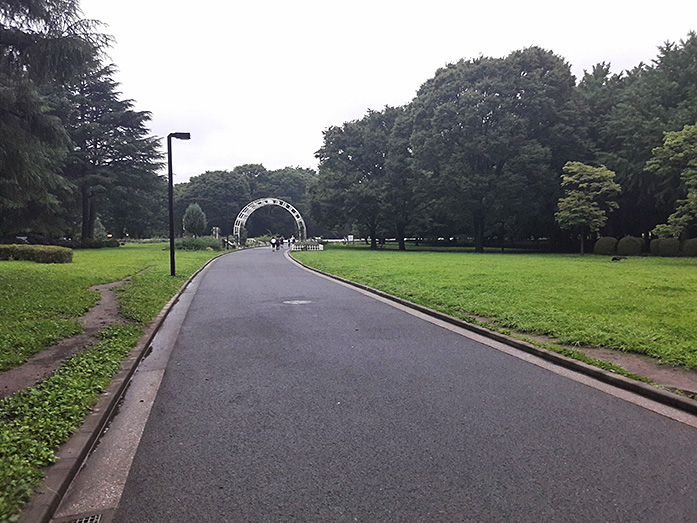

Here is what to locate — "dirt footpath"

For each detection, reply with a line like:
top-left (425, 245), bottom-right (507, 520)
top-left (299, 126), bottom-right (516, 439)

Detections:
top-left (0, 278), bottom-right (131, 399)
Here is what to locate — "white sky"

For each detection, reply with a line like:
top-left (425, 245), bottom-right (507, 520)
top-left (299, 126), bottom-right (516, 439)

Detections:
top-left (80, 0), bottom-right (696, 184)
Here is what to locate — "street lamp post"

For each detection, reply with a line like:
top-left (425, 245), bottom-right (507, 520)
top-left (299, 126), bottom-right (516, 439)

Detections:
top-left (167, 132), bottom-right (191, 276)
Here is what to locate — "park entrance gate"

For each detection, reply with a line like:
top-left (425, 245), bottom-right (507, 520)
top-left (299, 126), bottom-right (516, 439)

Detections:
top-left (233, 198), bottom-right (307, 245)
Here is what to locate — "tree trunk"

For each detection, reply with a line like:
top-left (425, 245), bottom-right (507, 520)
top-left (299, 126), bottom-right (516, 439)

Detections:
top-left (396, 221), bottom-right (407, 251)
top-left (473, 210), bottom-right (485, 253)
top-left (369, 224), bottom-right (378, 249)
top-left (579, 232), bottom-right (585, 255)
top-left (81, 185), bottom-right (94, 239)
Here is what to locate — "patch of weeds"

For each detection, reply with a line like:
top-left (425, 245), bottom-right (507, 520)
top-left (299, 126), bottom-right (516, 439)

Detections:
top-left (0, 325), bottom-right (142, 521)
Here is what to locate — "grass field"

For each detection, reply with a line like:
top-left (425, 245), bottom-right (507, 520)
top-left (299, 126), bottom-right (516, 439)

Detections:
top-left (0, 243), bottom-right (219, 520)
top-left (293, 246), bottom-right (697, 369)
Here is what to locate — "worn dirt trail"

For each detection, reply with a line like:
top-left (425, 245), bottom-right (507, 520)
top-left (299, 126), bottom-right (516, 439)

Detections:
top-left (0, 278), bottom-right (131, 399)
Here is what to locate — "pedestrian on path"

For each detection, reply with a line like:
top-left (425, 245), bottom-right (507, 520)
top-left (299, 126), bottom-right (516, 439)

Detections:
top-left (270, 238), bottom-right (277, 251)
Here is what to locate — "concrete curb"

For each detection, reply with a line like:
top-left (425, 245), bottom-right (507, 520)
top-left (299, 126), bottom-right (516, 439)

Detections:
top-left (287, 252), bottom-right (697, 417)
top-left (19, 251), bottom-right (231, 523)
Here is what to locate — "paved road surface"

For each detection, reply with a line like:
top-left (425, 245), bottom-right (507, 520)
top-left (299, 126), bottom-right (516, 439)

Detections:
top-left (63, 248), bottom-right (697, 522)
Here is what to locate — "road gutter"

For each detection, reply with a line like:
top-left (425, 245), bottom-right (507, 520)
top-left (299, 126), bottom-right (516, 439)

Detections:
top-left (19, 252), bottom-right (230, 523)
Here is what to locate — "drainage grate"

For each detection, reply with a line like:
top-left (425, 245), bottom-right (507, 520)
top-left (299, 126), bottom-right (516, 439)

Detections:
top-left (57, 514), bottom-right (102, 523)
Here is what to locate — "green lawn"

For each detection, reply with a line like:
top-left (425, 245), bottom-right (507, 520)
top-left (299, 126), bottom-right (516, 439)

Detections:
top-left (0, 243), bottom-right (219, 520)
top-left (293, 246), bottom-right (697, 369)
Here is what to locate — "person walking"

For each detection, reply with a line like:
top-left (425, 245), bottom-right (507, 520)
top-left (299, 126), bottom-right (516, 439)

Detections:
top-left (270, 237), bottom-right (277, 251)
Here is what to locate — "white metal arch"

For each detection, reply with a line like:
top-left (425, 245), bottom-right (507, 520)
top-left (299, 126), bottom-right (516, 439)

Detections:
top-left (233, 198), bottom-right (307, 243)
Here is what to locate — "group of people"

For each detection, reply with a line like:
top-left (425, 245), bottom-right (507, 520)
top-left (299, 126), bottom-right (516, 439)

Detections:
top-left (270, 236), bottom-right (295, 251)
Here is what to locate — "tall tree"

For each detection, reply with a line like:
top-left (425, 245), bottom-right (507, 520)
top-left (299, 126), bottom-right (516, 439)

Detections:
top-left (54, 65), bottom-right (162, 239)
top-left (555, 162), bottom-right (621, 254)
top-left (0, 0), bottom-right (108, 234)
top-left (647, 123), bottom-right (697, 238)
top-left (174, 169), bottom-right (251, 236)
top-left (182, 203), bottom-right (207, 237)
top-left (595, 32), bottom-right (697, 237)
top-left (411, 47), bottom-right (587, 251)
top-left (313, 108), bottom-right (398, 249)
top-left (384, 105), bottom-right (434, 250)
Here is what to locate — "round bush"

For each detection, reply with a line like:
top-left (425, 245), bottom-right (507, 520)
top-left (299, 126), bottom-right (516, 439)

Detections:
top-left (682, 238), bottom-right (697, 257)
top-left (617, 236), bottom-right (644, 256)
top-left (650, 238), bottom-right (661, 255)
top-left (593, 237), bottom-right (617, 255)
top-left (658, 237), bottom-right (681, 257)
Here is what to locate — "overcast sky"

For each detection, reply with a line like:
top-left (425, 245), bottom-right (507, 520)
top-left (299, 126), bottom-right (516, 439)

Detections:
top-left (80, 0), bottom-right (696, 184)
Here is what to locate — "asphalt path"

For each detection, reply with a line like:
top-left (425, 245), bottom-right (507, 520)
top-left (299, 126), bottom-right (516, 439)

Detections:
top-left (108, 247), bottom-right (696, 522)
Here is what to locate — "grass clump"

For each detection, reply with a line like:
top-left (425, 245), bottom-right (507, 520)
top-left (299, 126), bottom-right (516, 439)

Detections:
top-left (293, 246), bottom-right (697, 368)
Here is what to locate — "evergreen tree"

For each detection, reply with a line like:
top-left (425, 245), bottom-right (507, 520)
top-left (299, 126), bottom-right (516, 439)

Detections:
top-left (0, 0), bottom-right (108, 234)
top-left (183, 203), bottom-right (207, 237)
top-left (53, 65), bottom-right (162, 239)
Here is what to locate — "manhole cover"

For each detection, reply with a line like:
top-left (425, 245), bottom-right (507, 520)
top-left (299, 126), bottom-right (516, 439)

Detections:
top-left (283, 300), bottom-right (312, 305)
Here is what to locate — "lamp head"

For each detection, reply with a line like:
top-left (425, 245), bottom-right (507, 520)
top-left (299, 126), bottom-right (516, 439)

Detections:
top-left (169, 132), bottom-right (191, 140)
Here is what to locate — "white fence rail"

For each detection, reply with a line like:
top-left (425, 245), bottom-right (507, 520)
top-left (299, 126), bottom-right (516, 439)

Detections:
top-left (291, 243), bottom-right (324, 251)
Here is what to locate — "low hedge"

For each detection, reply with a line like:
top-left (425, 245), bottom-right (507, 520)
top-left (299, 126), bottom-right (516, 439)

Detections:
top-left (617, 236), bottom-right (644, 256)
top-left (682, 238), bottom-right (697, 257)
top-left (593, 237), bottom-right (617, 255)
top-left (0, 244), bottom-right (72, 263)
top-left (174, 237), bottom-right (223, 251)
top-left (657, 238), bottom-right (681, 257)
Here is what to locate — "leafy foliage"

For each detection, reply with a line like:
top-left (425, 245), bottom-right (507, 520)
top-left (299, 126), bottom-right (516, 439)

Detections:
top-left (52, 65), bottom-right (163, 239)
top-left (647, 123), bottom-right (697, 238)
top-left (555, 162), bottom-right (621, 253)
top-left (583, 32), bottom-right (697, 236)
top-left (0, 0), bottom-right (109, 236)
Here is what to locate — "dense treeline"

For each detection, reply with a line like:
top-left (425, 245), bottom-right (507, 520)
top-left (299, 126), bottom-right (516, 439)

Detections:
top-left (2, 4), bottom-right (695, 248)
top-left (173, 164), bottom-right (319, 239)
top-left (0, 0), bottom-right (163, 241)
top-left (311, 34), bottom-right (697, 251)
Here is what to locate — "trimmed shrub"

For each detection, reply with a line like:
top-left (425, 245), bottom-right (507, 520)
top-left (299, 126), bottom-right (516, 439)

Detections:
top-left (174, 236), bottom-right (222, 251)
top-left (617, 236), bottom-right (644, 256)
top-left (650, 238), bottom-right (661, 255)
top-left (75, 238), bottom-right (120, 249)
top-left (0, 244), bottom-right (72, 263)
top-left (658, 237), bottom-right (681, 257)
top-left (593, 237), bottom-right (617, 255)
top-left (682, 238), bottom-right (697, 257)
